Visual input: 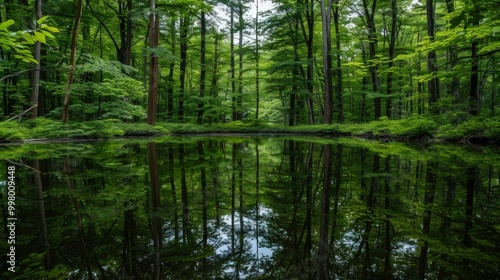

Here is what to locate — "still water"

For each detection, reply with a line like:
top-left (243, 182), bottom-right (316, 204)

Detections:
top-left (0, 136), bottom-right (499, 279)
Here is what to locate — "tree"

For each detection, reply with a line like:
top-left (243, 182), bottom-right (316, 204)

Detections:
top-left (255, 0), bottom-right (260, 120)
top-left (31, 0), bottom-right (42, 118)
top-left (426, 0), bottom-right (439, 115)
top-left (361, 0), bottom-right (381, 119)
top-left (385, 0), bottom-right (397, 118)
top-left (147, 0), bottom-right (159, 125)
top-left (178, 15), bottom-right (190, 123)
top-left (198, 4), bottom-right (206, 125)
top-left (62, 0), bottom-right (84, 124)
top-left (468, 2), bottom-right (480, 116)
top-left (320, 0), bottom-right (333, 124)
top-left (333, 0), bottom-right (343, 123)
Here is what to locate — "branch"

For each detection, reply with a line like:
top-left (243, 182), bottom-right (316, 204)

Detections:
top-left (4, 104), bottom-right (38, 122)
top-left (0, 68), bottom-right (33, 83)
top-left (6, 159), bottom-right (41, 173)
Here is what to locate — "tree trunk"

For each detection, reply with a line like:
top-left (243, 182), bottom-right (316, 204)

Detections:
top-left (210, 32), bottom-right (221, 123)
top-left (118, 0), bottom-right (133, 65)
top-left (31, 0), bottom-right (42, 118)
top-left (426, 0), bottom-right (439, 114)
top-left (237, 1), bottom-right (244, 120)
top-left (178, 16), bottom-right (189, 122)
top-left (300, 0), bottom-right (315, 124)
top-left (230, 7), bottom-right (237, 121)
top-left (362, 0), bottom-right (381, 119)
top-left (418, 162), bottom-right (437, 279)
top-left (62, 0), bottom-right (83, 123)
top-left (320, 0), bottom-right (333, 124)
top-left (333, 0), bottom-right (343, 123)
top-left (255, 0), bottom-right (260, 120)
top-left (317, 144), bottom-right (332, 279)
top-left (386, 0), bottom-right (397, 118)
top-left (445, 0), bottom-right (460, 101)
top-left (469, 5), bottom-right (480, 115)
top-left (167, 17), bottom-right (176, 121)
top-left (198, 8), bottom-right (206, 124)
top-left (147, 0), bottom-right (159, 125)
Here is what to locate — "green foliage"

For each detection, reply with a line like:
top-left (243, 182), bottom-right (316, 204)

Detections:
top-left (0, 18), bottom-right (59, 63)
top-left (0, 121), bottom-right (30, 141)
top-left (0, 253), bottom-right (67, 280)
top-left (339, 116), bottom-right (438, 138)
top-left (47, 56), bottom-right (146, 121)
top-left (436, 116), bottom-right (500, 141)
top-left (0, 118), bottom-right (169, 142)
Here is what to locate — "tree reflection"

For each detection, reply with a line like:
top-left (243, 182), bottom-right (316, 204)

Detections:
top-left (3, 138), bottom-right (500, 279)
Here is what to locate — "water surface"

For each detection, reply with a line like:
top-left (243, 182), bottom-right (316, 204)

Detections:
top-left (1, 136), bottom-right (499, 279)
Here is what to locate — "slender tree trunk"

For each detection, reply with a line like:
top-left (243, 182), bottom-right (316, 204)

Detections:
top-left (210, 32), bottom-right (221, 123)
top-left (167, 17), bottom-right (176, 121)
top-left (446, 0), bottom-right (460, 101)
top-left (179, 16), bottom-right (189, 122)
top-left (463, 167), bottom-right (477, 266)
top-left (317, 144), bottom-right (332, 279)
top-left (426, 0), bottom-right (439, 114)
top-left (147, 0), bottom-right (159, 125)
top-left (33, 160), bottom-right (50, 270)
top-left (362, 0), bottom-right (381, 119)
top-left (230, 7), bottom-right (237, 121)
top-left (320, 0), bottom-right (333, 124)
top-left (469, 5), bottom-right (480, 115)
top-left (290, 65), bottom-right (297, 126)
top-left (31, 0), bottom-right (42, 118)
top-left (118, 0), bottom-right (133, 65)
top-left (62, 0), bottom-right (83, 123)
top-left (198, 8), bottom-right (206, 124)
top-left (383, 156), bottom-right (392, 278)
top-left (237, 1), bottom-right (244, 120)
top-left (64, 156), bottom-right (93, 278)
top-left (329, 145), bottom-right (342, 255)
top-left (386, 0), bottom-right (397, 118)
top-left (418, 161), bottom-right (437, 279)
top-left (492, 57), bottom-right (496, 115)
top-left (180, 144), bottom-right (189, 241)
top-left (333, 0), bottom-right (343, 123)
top-left (255, 0), bottom-right (260, 120)
top-left (303, 0), bottom-right (315, 124)
top-left (147, 142), bottom-right (161, 278)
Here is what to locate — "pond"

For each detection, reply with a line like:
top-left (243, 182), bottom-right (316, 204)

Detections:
top-left (0, 136), bottom-right (499, 279)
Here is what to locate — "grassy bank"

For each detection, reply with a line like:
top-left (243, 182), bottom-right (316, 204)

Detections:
top-left (0, 118), bottom-right (168, 142)
top-left (1, 116), bottom-right (499, 144)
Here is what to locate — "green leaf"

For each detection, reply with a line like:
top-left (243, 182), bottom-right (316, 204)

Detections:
top-left (41, 25), bottom-right (59, 33)
top-left (34, 31), bottom-right (46, 44)
top-left (37, 16), bottom-right (49, 25)
top-left (40, 30), bottom-right (55, 39)
top-left (0, 19), bottom-right (15, 31)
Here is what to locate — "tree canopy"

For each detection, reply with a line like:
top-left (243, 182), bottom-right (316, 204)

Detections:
top-left (0, 0), bottom-right (499, 127)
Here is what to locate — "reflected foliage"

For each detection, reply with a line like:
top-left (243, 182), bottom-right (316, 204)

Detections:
top-left (0, 137), bottom-right (499, 279)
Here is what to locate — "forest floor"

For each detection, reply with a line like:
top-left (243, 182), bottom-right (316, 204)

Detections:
top-left (1, 115), bottom-right (499, 145)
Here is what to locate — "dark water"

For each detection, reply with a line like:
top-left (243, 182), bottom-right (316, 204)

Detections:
top-left (0, 136), bottom-right (499, 279)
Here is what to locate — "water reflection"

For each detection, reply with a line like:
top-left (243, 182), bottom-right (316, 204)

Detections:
top-left (0, 137), bottom-right (499, 279)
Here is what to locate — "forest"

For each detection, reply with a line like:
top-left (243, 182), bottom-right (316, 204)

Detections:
top-left (1, 1), bottom-right (500, 279)
top-left (0, 0), bottom-right (499, 141)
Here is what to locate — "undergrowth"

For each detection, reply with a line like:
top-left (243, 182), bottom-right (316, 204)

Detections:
top-left (0, 118), bottom-right (168, 142)
top-left (1, 115), bottom-right (498, 143)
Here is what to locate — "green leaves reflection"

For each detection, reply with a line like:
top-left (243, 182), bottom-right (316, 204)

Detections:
top-left (0, 137), bottom-right (499, 279)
